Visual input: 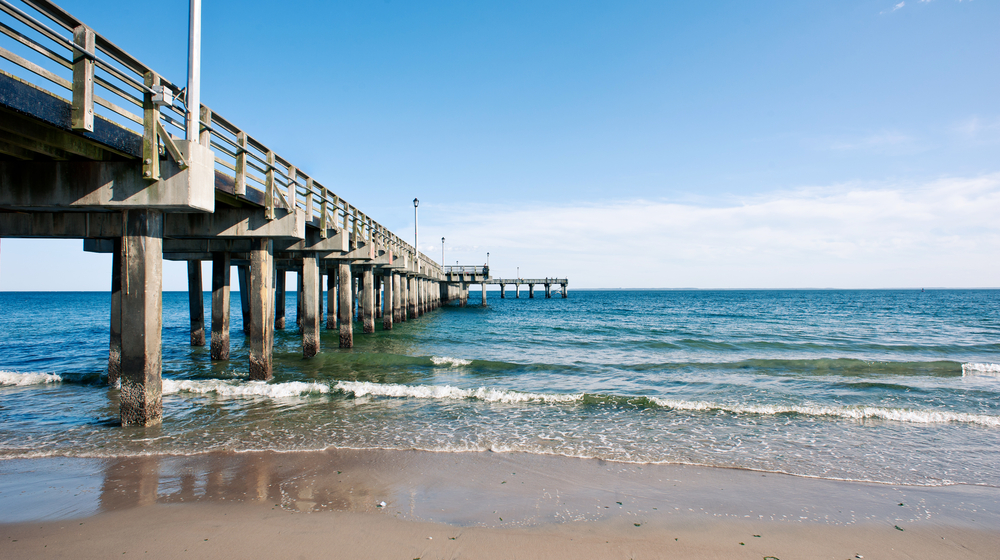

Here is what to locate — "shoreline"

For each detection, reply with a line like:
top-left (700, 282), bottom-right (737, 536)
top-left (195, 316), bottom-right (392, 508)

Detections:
top-left (1, 447), bottom-right (998, 558)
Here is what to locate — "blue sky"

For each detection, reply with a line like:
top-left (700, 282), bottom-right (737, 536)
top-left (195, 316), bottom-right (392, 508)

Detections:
top-left (2, 0), bottom-right (999, 289)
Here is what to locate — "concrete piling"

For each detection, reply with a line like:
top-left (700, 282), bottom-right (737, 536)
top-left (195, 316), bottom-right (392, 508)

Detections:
top-left (528, 283), bottom-right (534, 299)
top-left (383, 272), bottom-right (393, 331)
top-left (408, 276), bottom-right (417, 319)
top-left (108, 237), bottom-right (122, 385)
top-left (326, 269), bottom-right (337, 330)
top-left (187, 261), bottom-right (206, 346)
top-left (119, 210), bottom-right (163, 427)
top-left (392, 272), bottom-right (402, 323)
top-left (274, 270), bottom-right (286, 329)
top-left (545, 283), bottom-right (551, 298)
top-left (238, 265), bottom-right (250, 334)
top-left (210, 252), bottom-right (231, 361)
top-left (248, 238), bottom-right (274, 381)
top-left (337, 261), bottom-right (353, 348)
top-left (375, 275), bottom-right (382, 319)
top-left (361, 265), bottom-right (375, 334)
top-left (296, 271), bottom-right (303, 329)
top-left (481, 282), bottom-right (486, 306)
top-left (301, 254), bottom-right (319, 357)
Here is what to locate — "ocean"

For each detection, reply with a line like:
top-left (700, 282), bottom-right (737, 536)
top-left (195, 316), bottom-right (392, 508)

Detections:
top-left (1, 289), bottom-right (998, 488)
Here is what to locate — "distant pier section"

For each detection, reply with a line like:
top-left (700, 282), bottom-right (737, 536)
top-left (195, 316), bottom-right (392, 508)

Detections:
top-left (489, 278), bottom-right (568, 299)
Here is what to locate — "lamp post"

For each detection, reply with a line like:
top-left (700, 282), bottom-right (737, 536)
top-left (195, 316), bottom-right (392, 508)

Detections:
top-left (441, 237), bottom-right (445, 268)
top-left (186, 0), bottom-right (201, 141)
top-left (413, 198), bottom-right (419, 266)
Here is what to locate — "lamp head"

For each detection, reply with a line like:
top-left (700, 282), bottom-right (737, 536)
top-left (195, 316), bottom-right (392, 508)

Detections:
top-left (413, 198), bottom-right (419, 208)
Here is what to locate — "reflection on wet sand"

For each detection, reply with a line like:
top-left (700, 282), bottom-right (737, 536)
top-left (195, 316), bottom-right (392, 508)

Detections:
top-left (96, 450), bottom-right (390, 515)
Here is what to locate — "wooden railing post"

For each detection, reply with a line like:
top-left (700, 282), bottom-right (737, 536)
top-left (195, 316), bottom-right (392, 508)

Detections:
top-left (305, 177), bottom-right (314, 225)
top-left (71, 25), bottom-right (95, 131)
top-left (235, 131), bottom-right (247, 196)
top-left (287, 165), bottom-right (297, 212)
top-left (320, 185), bottom-right (329, 237)
top-left (265, 150), bottom-right (276, 220)
top-left (142, 71), bottom-right (160, 181)
top-left (199, 106), bottom-right (212, 147)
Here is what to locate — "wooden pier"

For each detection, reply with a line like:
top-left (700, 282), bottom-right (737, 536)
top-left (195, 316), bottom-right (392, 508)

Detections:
top-left (0, 0), bottom-right (475, 426)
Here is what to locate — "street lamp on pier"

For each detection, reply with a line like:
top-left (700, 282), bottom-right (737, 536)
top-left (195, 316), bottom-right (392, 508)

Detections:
top-left (413, 198), bottom-right (419, 266)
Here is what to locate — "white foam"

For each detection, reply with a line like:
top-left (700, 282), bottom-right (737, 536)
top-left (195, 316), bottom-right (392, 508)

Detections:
top-left (649, 397), bottom-right (1000, 427)
top-left (0, 371), bottom-right (62, 386)
top-left (962, 363), bottom-right (1000, 377)
top-left (430, 356), bottom-right (473, 367)
top-left (162, 379), bottom-right (329, 398)
top-left (335, 380), bottom-right (581, 404)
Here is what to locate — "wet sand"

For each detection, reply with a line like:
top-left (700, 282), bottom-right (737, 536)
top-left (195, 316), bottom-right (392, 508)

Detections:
top-left (1, 448), bottom-right (998, 559)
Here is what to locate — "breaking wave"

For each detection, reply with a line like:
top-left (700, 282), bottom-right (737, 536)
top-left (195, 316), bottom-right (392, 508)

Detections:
top-left (0, 371), bottom-right (62, 386)
top-left (430, 356), bottom-right (473, 367)
top-left (334, 380), bottom-right (581, 404)
top-left (162, 379), bottom-right (329, 398)
top-left (962, 363), bottom-right (1000, 377)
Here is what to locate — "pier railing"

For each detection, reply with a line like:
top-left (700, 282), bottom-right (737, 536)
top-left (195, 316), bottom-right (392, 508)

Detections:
top-left (444, 265), bottom-right (489, 275)
top-left (0, 0), bottom-right (438, 276)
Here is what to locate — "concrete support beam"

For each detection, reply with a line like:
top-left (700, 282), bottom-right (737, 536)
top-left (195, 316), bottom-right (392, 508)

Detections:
top-left (545, 284), bottom-right (551, 298)
top-left (248, 239), bottom-right (274, 381)
top-left (528, 284), bottom-right (535, 299)
top-left (210, 252), bottom-right (231, 361)
top-left (361, 265), bottom-right (375, 334)
top-left (500, 284), bottom-right (506, 299)
top-left (337, 262), bottom-right (353, 348)
top-left (187, 261), bottom-right (205, 346)
top-left (460, 282), bottom-right (468, 307)
top-left (0, 143), bottom-right (215, 211)
top-left (108, 236), bottom-right (122, 385)
top-left (274, 270), bottom-right (286, 330)
top-left (482, 283), bottom-right (487, 306)
top-left (375, 275), bottom-right (382, 319)
top-left (382, 273), bottom-right (393, 331)
top-left (302, 254), bottom-right (320, 357)
top-left (119, 210), bottom-right (163, 427)
top-left (164, 207), bottom-right (304, 239)
top-left (562, 283), bottom-right (568, 298)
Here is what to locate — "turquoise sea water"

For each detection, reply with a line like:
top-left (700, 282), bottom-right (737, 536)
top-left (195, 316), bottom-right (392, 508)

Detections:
top-left (1, 289), bottom-right (998, 487)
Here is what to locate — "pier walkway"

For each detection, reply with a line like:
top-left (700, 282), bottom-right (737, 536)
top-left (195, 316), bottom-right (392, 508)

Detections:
top-left (0, 0), bottom-right (471, 425)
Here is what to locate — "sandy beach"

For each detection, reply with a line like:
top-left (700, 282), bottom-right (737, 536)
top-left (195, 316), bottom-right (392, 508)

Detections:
top-left (1, 448), bottom-right (997, 559)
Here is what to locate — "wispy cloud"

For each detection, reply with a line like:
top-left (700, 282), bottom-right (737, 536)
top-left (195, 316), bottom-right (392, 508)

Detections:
top-left (881, 1), bottom-right (906, 14)
top-left (426, 174), bottom-right (1000, 288)
top-left (953, 116), bottom-right (1000, 140)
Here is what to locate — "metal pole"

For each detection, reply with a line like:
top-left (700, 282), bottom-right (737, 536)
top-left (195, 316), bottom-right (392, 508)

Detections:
top-left (441, 237), bottom-right (445, 266)
top-left (186, 0), bottom-right (201, 141)
top-left (413, 198), bottom-right (419, 267)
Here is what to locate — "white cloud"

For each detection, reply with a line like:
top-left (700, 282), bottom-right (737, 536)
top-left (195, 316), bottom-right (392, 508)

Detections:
top-left (426, 174), bottom-right (1000, 288)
